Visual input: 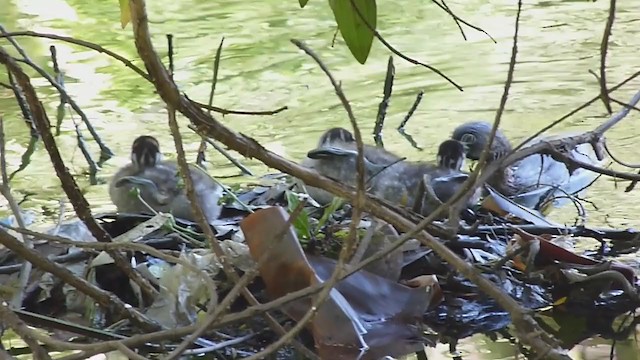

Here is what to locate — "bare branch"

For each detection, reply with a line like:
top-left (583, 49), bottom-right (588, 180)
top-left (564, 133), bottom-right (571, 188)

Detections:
top-left (598, 0), bottom-right (616, 114)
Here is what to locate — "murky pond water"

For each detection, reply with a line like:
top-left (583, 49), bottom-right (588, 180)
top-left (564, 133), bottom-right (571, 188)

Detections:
top-left (1, 0), bottom-right (639, 358)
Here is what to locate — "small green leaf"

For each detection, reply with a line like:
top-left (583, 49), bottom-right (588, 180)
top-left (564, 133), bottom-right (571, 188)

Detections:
top-left (285, 191), bottom-right (312, 241)
top-left (314, 197), bottom-right (344, 235)
top-left (119, 0), bottom-right (131, 29)
top-left (329, 0), bottom-right (376, 64)
top-left (299, 0), bottom-right (310, 7)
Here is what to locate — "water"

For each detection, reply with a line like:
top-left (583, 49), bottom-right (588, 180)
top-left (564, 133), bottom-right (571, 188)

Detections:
top-left (1, 0), bottom-right (639, 358)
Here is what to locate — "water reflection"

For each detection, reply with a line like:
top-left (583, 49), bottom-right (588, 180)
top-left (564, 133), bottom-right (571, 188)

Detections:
top-left (1, 0), bottom-right (639, 357)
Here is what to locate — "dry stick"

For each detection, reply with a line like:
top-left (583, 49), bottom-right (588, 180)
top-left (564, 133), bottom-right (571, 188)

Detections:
top-left (0, 118), bottom-right (32, 308)
top-left (73, 122), bottom-right (99, 184)
top-left (432, 0), bottom-right (497, 43)
top-left (49, 45), bottom-right (100, 179)
top-left (162, 108), bottom-right (318, 359)
top-left (191, 99), bottom-right (287, 116)
top-left (0, 26), bottom-right (113, 159)
top-left (128, 0), bottom-right (573, 357)
top-left (598, 0), bottom-right (616, 114)
top-left (347, 0), bottom-right (463, 91)
top-left (50, 45), bottom-right (67, 135)
top-left (0, 302), bottom-right (52, 360)
top-left (373, 56), bottom-right (394, 147)
top-left (197, 37), bottom-right (253, 175)
top-left (0, 47), bottom-right (158, 302)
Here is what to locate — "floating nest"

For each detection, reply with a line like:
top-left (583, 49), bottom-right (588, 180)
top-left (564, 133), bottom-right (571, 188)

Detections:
top-left (1, 174), bottom-right (639, 359)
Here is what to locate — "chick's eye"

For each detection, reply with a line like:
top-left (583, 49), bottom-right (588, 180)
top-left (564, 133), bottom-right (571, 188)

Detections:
top-left (460, 133), bottom-right (476, 145)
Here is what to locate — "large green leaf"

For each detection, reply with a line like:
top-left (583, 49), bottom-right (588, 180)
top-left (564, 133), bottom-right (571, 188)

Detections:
top-left (119, 0), bottom-right (131, 29)
top-left (299, 0), bottom-right (310, 8)
top-left (329, 0), bottom-right (376, 64)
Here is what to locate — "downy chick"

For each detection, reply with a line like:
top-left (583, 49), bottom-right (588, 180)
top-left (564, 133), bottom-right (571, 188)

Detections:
top-left (299, 127), bottom-right (403, 205)
top-left (109, 135), bottom-right (224, 224)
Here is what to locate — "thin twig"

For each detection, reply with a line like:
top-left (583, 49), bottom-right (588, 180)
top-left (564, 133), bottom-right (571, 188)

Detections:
top-left (196, 37), bottom-right (253, 175)
top-left (167, 34), bottom-right (174, 79)
top-left (348, 0), bottom-right (463, 91)
top-left (447, 0), bottom-right (523, 230)
top-left (438, 0), bottom-right (467, 40)
top-left (610, 97), bottom-right (640, 112)
top-left (73, 122), bottom-right (99, 184)
top-left (191, 99), bottom-right (288, 116)
top-left (432, 0), bottom-right (497, 43)
top-left (291, 38), bottom-right (366, 259)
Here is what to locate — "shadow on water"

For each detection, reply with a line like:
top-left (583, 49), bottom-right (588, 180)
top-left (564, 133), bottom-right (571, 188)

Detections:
top-left (1, 0), bottom-right (639, 358)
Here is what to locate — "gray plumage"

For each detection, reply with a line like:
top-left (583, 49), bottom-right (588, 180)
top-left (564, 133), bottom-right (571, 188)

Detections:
top-left (451, 120), bottom-right (601, 209)
top-left (109, 135), bottom-right (224, 223)
top-left (299, 128), bottom-right (480, 215)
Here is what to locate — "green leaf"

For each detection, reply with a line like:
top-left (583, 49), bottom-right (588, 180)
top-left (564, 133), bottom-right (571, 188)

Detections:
top-left (119, 0), bottom-right (131, 29)
top-left (299, 0), bottom-right (310, 7)
top-left (285, 191), bottom-right (312, 240)
top-left (314, 197), bottom-right (344, 235)
top-left (329, 0), bottom-right (376, 64)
